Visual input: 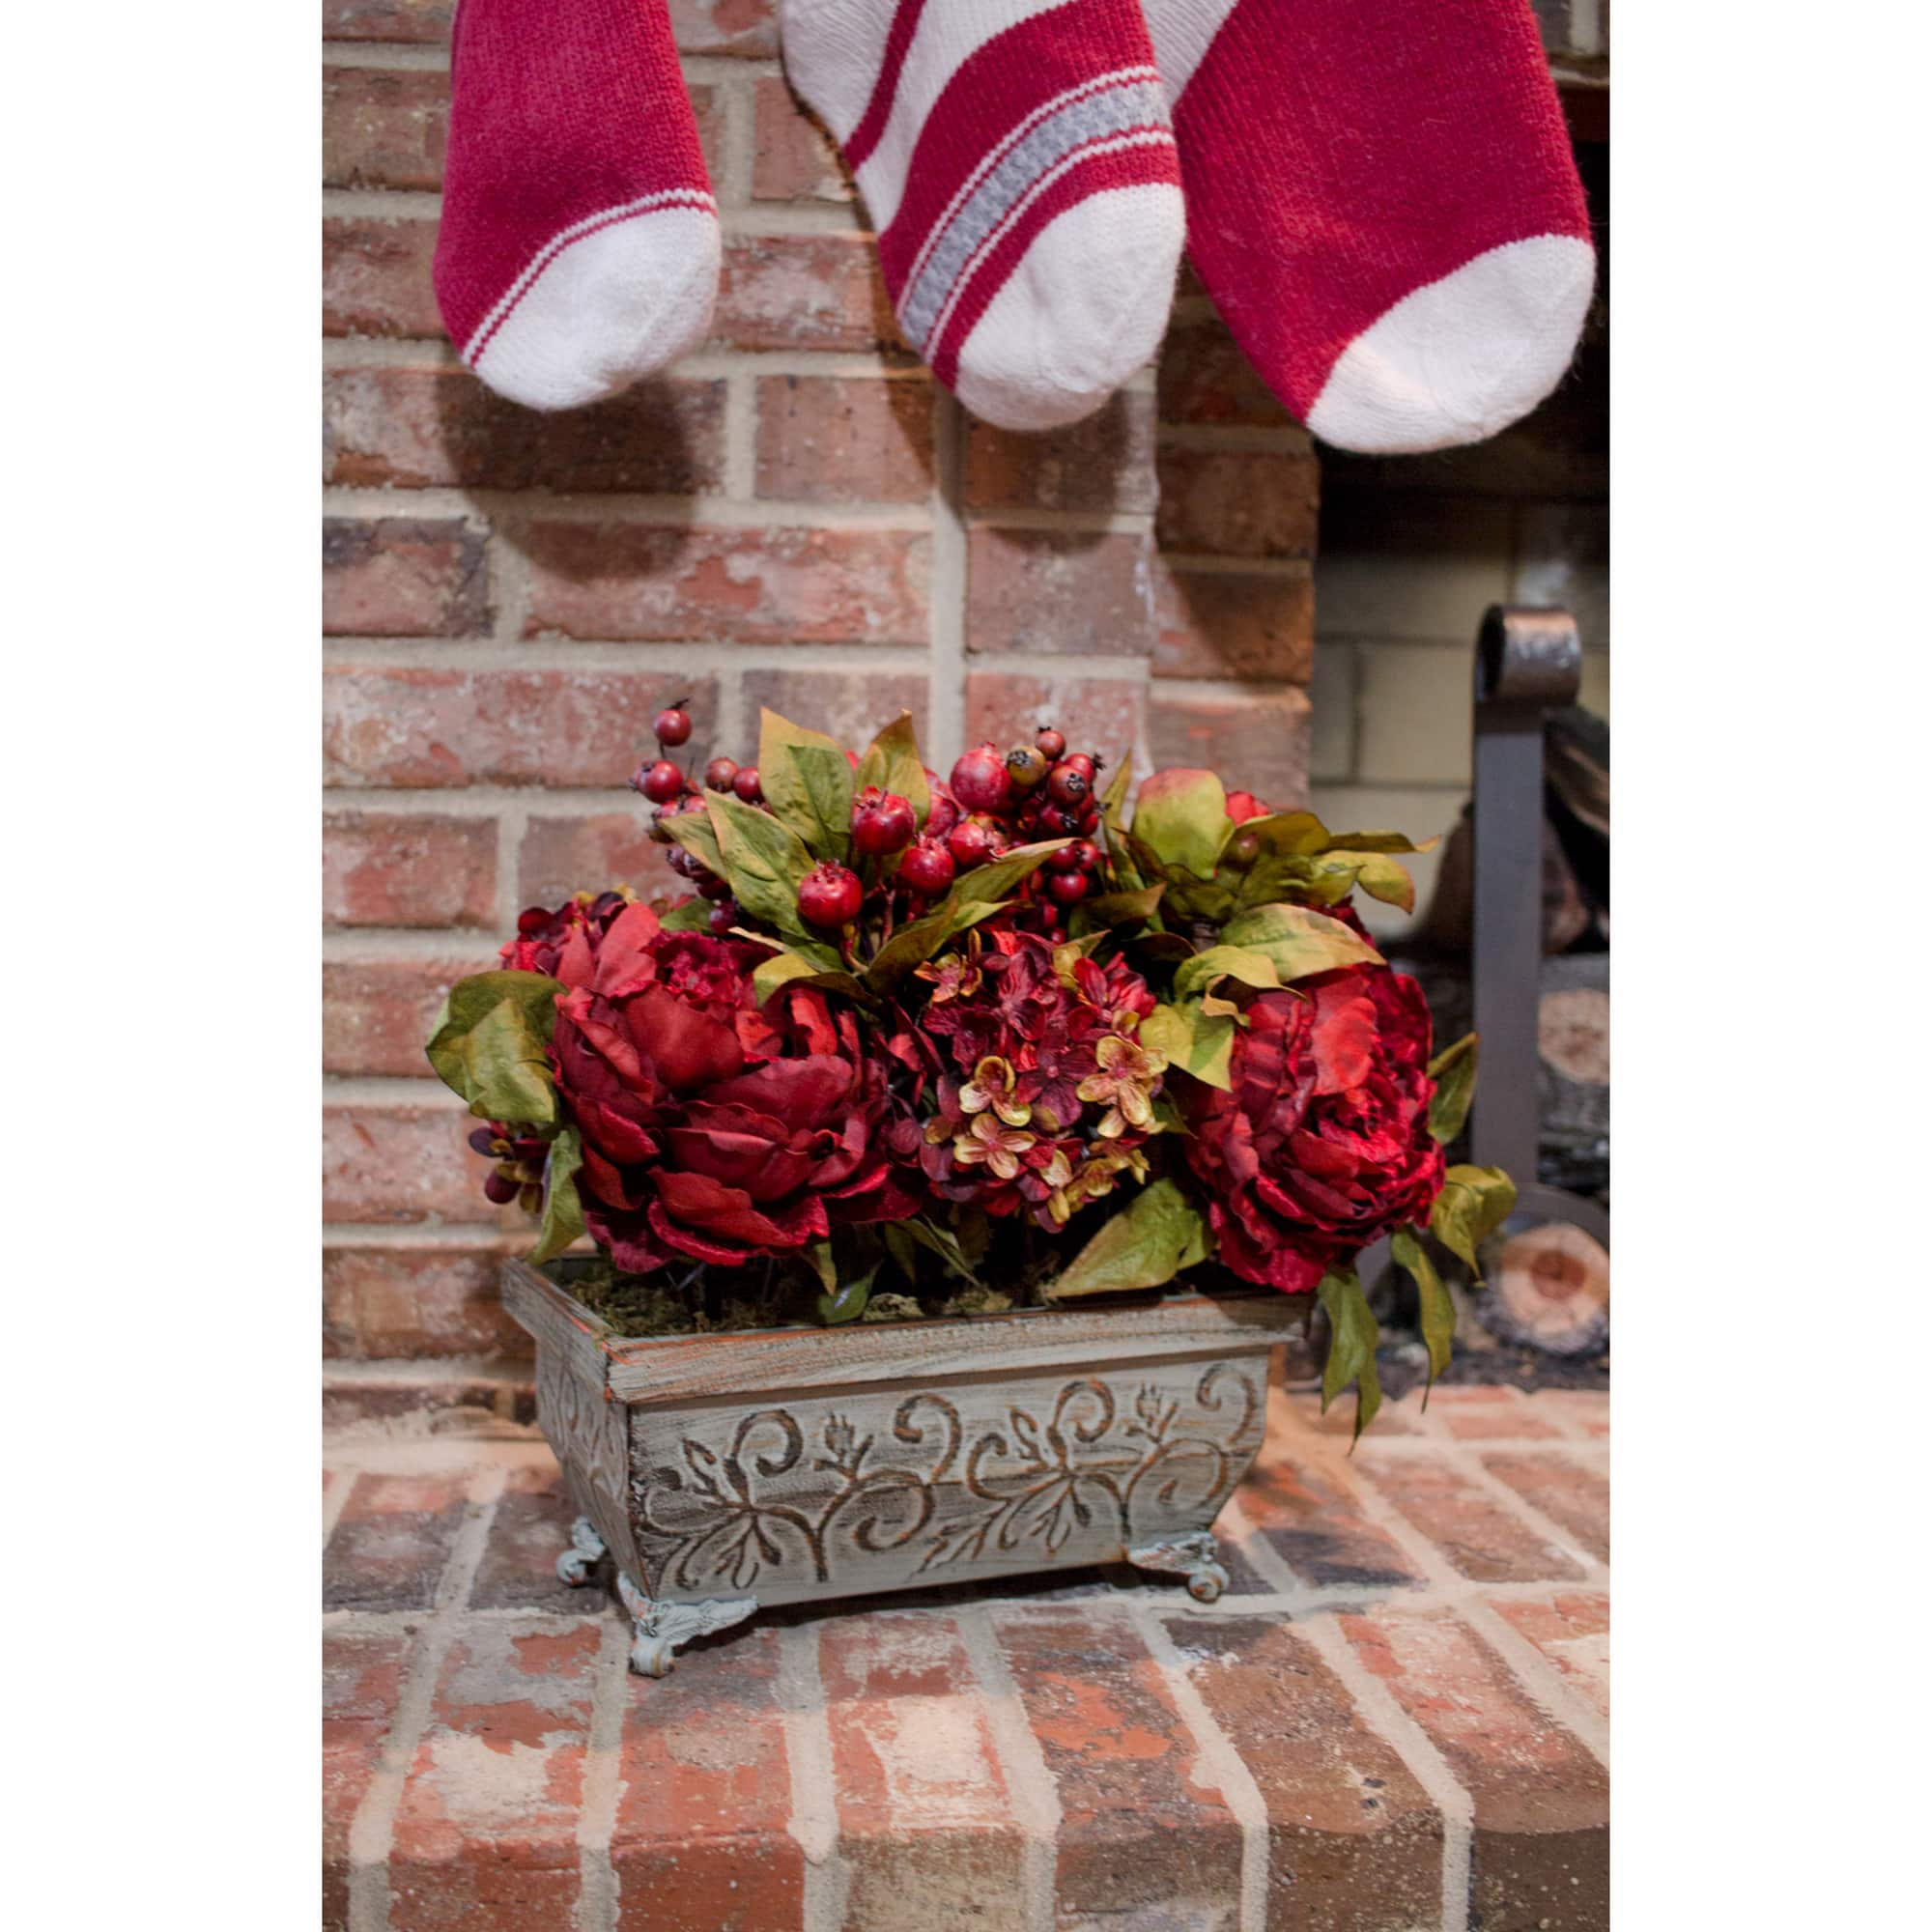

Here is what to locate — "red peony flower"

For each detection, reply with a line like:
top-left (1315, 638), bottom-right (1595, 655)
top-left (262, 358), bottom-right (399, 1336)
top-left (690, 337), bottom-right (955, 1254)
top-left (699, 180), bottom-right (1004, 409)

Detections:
top-left (903, 922), bottom-right (1166, 1230)
top-left (497, 890), bottom-right (633, 980)
top-left (548, 902), bottom-right (923, 1271)
top-left (1182, 957), bottom-right (1444, 1293)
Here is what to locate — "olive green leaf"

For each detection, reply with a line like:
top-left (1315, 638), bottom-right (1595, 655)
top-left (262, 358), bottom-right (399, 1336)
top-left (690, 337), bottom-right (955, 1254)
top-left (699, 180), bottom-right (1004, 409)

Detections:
top-left (1099, 756), bottom-right (1133, 821)
top-left (1221, 901), bottom-right (1382, 980)
top-left (664, 807), bottom-right (724, 879)
top-left (1141, 999), bottom-right (1236, 1090)
top-left (1047, 1178), bottom-right (1208, 1300)
top-left (1427, 1033), bottom-right (1480, 1144)
top-left (954, 838), bottom-right (1070, 904)
top-left (1316, 1267), bottom-right (1382, 1444)
top-left (897, 1213), bottom-right (981, 1286)
top-left (1431, 1165), bottom-right (1519, 1279)
top-left (425, 970), bottom-right (561, 1123)
top-left (1131, 768), bottom-right (1232, 879)
top-left (758, 708), bottom-right (855, 863)
top-left (1083, 882), bottom-right (1166, 928)
top-left (526, 1126), bottom-right (585, 1264)
top-left (655, 898), bottom-right (713, 932)
top-left (705, 790), bottom-right (819, 944)
top-left (854, 711), bottom-right (931, 829)
top-left (1392, 1226), bottom-right (1455, 1399)
top-left (1173, 943), bottom-right (1282, 1002)
top-left (1317, 829), bottom-right (1435, 855)
top-left (863, 894), bottom-right (1015, 990)
top-left (751, 947), bottom-right (868, 1007)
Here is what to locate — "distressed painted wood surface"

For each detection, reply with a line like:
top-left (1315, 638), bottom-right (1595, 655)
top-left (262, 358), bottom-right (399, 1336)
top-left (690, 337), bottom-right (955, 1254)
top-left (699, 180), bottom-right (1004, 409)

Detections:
top-left (503, 1260), bottom-right (1293, 1616)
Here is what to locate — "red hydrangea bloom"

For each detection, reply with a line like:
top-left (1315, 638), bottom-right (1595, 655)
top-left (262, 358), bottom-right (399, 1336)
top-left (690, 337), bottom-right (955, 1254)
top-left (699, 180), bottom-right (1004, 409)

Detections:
top-left (902, 922), bottom-right (1166, 1229)
top-left (1182, 957), bottom-right (1444, 1293)
top-left (548, 902), bottom-right (922, 1271)
top-left (497, 890), bottom-right (634, 979)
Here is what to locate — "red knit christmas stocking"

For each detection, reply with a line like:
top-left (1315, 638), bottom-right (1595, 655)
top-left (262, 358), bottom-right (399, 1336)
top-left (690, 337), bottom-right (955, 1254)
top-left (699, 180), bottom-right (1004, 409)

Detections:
top-left (781, 1), bottom-right (1186, 431)
top-left (433, 0), bottom-right (719, 411)
top-left (1143, 0), bottom-right (1595, 452)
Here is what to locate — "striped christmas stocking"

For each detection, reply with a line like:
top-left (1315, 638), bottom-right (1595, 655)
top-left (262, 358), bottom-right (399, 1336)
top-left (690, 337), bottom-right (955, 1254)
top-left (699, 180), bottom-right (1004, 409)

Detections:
top-left (781, 0), bottom-right (1186, 431)
top-left (1142, 0), bottom-right (1596, 453)
top-left (434, 0), bottom-right (719, 411)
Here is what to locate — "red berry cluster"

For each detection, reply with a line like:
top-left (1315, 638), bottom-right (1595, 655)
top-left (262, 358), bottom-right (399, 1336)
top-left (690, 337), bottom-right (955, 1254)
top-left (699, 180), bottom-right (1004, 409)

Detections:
top-left (629, 700), bottom-right (764, 935)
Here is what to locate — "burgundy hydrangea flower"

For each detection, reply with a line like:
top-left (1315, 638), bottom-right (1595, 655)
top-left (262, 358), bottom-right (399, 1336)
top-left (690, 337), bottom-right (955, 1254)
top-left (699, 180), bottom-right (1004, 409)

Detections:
top-left (1181, 956), bottom-right (1444, 1293)
top-left (901, 921), bottom-right (1166, 1229)
top-left (497, 890), bottom-right (633, 980)
top-left (548, 902), bottom-right (922, 1270)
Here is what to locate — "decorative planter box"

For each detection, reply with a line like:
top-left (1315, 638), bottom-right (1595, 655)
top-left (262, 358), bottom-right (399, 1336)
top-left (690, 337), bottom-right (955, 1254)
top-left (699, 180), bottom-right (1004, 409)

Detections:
top-left (504, 1258), bottom-right (1299, 1675)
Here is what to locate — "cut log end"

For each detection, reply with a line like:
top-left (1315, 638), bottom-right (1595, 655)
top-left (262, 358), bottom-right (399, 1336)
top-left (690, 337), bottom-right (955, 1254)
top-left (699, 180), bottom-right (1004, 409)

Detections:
top-left (1479, 1219), bottom-right (1609, 1356)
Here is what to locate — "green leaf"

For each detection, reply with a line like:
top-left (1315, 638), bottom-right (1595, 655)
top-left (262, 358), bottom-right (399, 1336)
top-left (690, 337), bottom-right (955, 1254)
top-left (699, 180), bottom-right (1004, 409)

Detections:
top-left (1392, 1226), bottom-right (1455, 1400)
top-left (863, 894), bottom-right (1014, 990)
top-left (854, 711), bottom-right (931, 829)
top-left (655, 897), bottom-right (712, 932)
top-left (1221, 901), bottom-right (1382, 980)
top-left (757, 709), bottom-right (855, 862)
top-left (425, 971), bottom-right (561, 1123)
top-left (1099, 755), bottom-right (1133, 822)
top-left (1047, 1178), bottom-right (1208, 1299)
top-left (1173, 943), bottom-right (1282, 1002)
top-left (1427, 1033), bottom-right (1479, 1144)
top-left (1318, 829), bottom-right (1435, 855)
top-left (1131, 768), bottom-right (1231, 879)
top-left (1339, 852), bottom-right (1418, 913)
top-left (1141, 1000), bottom-right (1236, 1090)
top-left (1431, 1165), bottom-right (1519, 1279)
top-left (665, 809), bottom-right (724, 879)
top-left (526, 1127), bottom-right (585, 1264)
top-left (706, 791), bottom-right (819, 944)
top-left (898, 1214), bottom-right (980, 1286)
top-left (955, 838), bottom-right (1069, 904)
top-left (1083, 882), bottom-right (1166, 928)
top-left (751, 947), bottom-right (867, 1007)
top-left (1316, 1267), bottom-right (1382, 1443)
top-left (1231, 810), bottom-right (1335, 859)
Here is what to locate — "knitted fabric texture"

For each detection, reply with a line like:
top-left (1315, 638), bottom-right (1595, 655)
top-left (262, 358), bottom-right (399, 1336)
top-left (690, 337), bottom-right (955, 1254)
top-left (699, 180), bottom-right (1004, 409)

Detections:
top-left (782, 0), bottom-right (1186, 431)
top-left (433, 0), bottom-right (719, 411)
top-left (1142, 0), bottom-right (1596, 453)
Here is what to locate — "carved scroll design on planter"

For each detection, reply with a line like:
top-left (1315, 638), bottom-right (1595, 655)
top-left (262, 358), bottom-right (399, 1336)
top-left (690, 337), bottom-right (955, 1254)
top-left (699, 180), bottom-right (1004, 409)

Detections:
top-left (536, 1348), bottom-right (629, 1513)
top-left (631, 1361), bottom-right (1261, 1593)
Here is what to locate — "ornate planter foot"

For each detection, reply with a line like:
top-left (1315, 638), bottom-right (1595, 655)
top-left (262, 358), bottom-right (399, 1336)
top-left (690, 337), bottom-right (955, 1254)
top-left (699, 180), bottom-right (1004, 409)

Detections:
top-left (1128, 1530), bottom-right (1231, 1605)
top-left (615, 1570), bottom-right (758, 1678)
top-left (555, 1516), bottom-right (608, 1587)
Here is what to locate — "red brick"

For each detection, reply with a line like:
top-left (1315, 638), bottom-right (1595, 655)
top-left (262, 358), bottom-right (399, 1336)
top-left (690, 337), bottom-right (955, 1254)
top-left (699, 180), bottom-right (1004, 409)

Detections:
top-left (1156, 446), bottom-right (1321, 558)
top-left (753, 74), bottom-right (851, 202)
top-left (1354, 1452), bottom-right (1588, 1584)
top-left (325, 1628), bottom-right (412, 1931)
top-left (323, 66), bottom-right (447, 189)
top-left (324, 215), bottom-right (441, 337)
top-left (323, 1240), bottom-right (527, 1358)
top-left (754, 373), bottom-right (935, 503)
top-left (324, 517), bottom-right (489, 637)
top-left (963, 392), bottom-right (1157, 514)
top-left (1489, 1593), bottom-right (1610, 1720)
top-left (742, 668), bottom-right (929, 754)
top-left (326, 1471), bottom-right (470, 1610)
top-left (687, 81), bottom-right (728, 186)
top-left (717, 233), bottom-right (899, 351)
top-left (325, 667), bottom-right (668, 787)
top-left (1236, 1439), bottom-right (1428, 1593)
top-left (324, 1370), bottom-right (531, 1433)
top-left (390, 1622), bottom-right (601, 1932)
top-left (1342, 1608), bottom-right (1608, 1931)
top-left (325, 363), bottom-right (726, 492)
top-left (323, 0), bottom-right (451, 40)
top-left (1164, 1615), bottom-right (1444, 1930)
top-left (517, 812), bottom-right (683, 909)
top-left (965, 527), bottom-right (1153, 656)
top-left (1151, 556), bottom-right (1315, 682)
top-left (470, 1463), bottom-right (604, 1613)
top-left (1484, 1454), bottom-right (1609, 1564)
top-left (1427, 1385), bottom-right (1564, 1441)
top-left (1526, 1390), bottom-right (1609, 1438)
top-left (611, 1624), bottom-right (805, 1932)
top-left (1148, 689), bottom-right (1312, 810)
top-left (964, 669), bottom-right (1144, 769)
top-left (521, 523), bottom-right (930, 645)
top-left (325, 1103), bottom-right (490, 1223)
top-left (1157, 312), bottom-right (1298, 428)
top-left (820, 1613), bottom-right (1025, 1929)
top-left (996, 1607), bottom-right (1244, 1923)
top-left (324, 956), bottom-right (479, 1078)
top-left (324, 811), bottom-right (497, 927)
top-left (669, 0), bottom-right (779, 57)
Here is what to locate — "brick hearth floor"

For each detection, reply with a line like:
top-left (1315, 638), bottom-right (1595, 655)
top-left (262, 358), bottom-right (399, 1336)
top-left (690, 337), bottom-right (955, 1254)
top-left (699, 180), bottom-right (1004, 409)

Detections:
top-left (324, 1378), bottom-right (1608, 1931)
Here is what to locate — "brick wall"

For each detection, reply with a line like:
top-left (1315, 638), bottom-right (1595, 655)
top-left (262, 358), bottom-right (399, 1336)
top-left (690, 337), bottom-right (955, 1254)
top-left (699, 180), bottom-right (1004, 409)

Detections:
top-left (321, 3), bottom-right (1317, 1382)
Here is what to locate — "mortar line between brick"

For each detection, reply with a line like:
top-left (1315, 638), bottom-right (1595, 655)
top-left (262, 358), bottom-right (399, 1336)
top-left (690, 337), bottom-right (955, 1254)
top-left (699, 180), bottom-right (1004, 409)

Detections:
top-left (716, 70), bottom-right (754, 209)
top-left (323, 337), bottom-right (922, 379)
top-left (574, 1613), bottom-right (631, 1932)
top-left (1134, 1605), bottom-right (1270, 1932)
top-left (323, 43), bottom-right (447, 72)
top-left (325, 484), bottom-right (934, 529)
top-left (324, 639), bottom-right (937, 676)
top-left (958, 1608), bottom-right (1061, 1932)
top-left (1452, 1456), bottom-right (1608, 1586)
top-left (775, 1623), bottom-right (851, 1932)
top-left (327, 187), bottom-right (440, 218)
top-left (968, 506), bottom-right (1153, 536)
top-left (1299, 1614), bottom-right (1474, 1932)
top-left (322, 1220), bottom-right (509, 1246)
top-left (345, 1463), bottom-right (507, 1932)
top-left (926, 393), bottom-right (968, 769)
top-left (495, 802), bottom-right (526, 938)
top-left (679, 54), bottom-right (785, 84)
top-left (1214, 1492), bottom-right (1310, 1603)
top-left (1455, 1597), bottom-right (1610, 1771)
top-left (723, 367), bottom-right (758, 498)
top-left (323, 1468), bottom-right (357, 1549)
